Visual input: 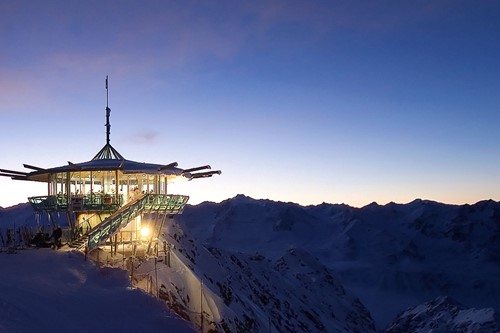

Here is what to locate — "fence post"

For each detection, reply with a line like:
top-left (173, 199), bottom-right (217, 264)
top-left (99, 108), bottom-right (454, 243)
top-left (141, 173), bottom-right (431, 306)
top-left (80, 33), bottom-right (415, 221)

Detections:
top-left (155, 257), bottom-right (158, 297)
top-left (130, 257), bottom-right (134, 279)
top-left (200, 279), bottom-right (204, 333)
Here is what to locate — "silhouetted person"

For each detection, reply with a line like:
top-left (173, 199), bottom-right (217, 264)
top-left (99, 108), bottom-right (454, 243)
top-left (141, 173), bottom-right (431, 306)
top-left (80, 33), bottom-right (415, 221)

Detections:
top-left (6, 229), bottom-right (13, 248)
top-left (51, 226), bottom-right (62, 249)
top-left (31, 231), bottom-right (51, 248)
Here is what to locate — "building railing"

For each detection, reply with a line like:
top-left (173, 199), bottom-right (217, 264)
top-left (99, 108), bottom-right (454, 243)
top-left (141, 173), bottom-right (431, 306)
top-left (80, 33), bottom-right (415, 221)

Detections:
top-left (85, 194), bottom-right (189, 251)
top-left (28, 194), bottom-right (124, 212)
top-left (143, 194), bottom-right (190, 214)
top-left (28, 193), bottom-right (189, 251)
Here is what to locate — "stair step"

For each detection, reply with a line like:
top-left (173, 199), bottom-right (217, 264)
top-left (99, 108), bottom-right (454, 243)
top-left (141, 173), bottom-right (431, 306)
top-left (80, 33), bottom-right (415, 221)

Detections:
top-left (70, 236), bottom-right (88, 249)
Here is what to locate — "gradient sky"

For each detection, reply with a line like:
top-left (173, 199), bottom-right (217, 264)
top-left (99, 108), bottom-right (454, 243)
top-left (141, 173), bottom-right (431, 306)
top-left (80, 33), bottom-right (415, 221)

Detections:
top-left (1, 1), bottom-right (500, 208)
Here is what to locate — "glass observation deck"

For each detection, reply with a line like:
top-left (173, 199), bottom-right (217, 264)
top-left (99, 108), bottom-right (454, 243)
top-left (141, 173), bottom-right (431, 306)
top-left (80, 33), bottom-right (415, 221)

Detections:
top-left (29, 194), bottom-right (125, 212)
top-left (28, 193), bottom-right (189, 214)
top-left (85, 193), bottom-right (189, 250)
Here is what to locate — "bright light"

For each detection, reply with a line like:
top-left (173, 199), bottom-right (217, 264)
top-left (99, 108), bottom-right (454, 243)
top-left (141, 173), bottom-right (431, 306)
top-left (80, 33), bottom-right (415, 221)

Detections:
top-left (140, 226), bottom-right (151, 238)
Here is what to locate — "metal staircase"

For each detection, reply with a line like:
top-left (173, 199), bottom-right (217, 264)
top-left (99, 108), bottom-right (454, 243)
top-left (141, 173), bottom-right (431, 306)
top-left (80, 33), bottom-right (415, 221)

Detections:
top-left (72, 194), bottom-right (189, 252)
top-left (71, 235), bottom-right (89, 250)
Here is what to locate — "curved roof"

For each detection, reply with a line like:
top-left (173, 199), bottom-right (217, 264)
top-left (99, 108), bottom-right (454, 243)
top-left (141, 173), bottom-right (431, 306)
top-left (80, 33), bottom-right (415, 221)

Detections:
top-left (1, 144), bottom-right (221, 183)
top-left (28, 159), bottom-right (184, 178)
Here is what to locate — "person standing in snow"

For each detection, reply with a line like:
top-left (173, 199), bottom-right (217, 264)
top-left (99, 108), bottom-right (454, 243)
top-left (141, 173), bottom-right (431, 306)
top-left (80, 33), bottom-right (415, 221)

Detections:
top-left (51, 226), bottom-right (62, 249)
top-left (6, 229), bottom-right (13, 248)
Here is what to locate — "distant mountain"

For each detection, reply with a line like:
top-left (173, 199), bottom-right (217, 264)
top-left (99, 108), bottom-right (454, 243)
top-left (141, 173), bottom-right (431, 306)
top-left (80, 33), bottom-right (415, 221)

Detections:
top-left (386, 296), bottom-right (500, 333)
top-left (0, 203), bottom-right (37, 227)
top-left (175, 195), bottom-right (500, 330)
top-left (141, 224), bottom-right (376, 332)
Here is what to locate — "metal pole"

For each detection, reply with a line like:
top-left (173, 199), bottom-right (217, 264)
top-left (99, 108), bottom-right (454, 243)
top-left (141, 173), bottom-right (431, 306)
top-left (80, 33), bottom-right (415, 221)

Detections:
top-left (105, 75), bottom-right (111, 145)
top-left (167, 244), bottom-right (171, 267)
top-left (163, 241), bottom-right (167, 265)
top-left (155, 257), bottom-right (158, 297)
top-left (130, 257), bottom-right (134, 279)
top-left (122, 233), bottom-right (125, 268)
top-left (200, 279), bottom-right (203, 333)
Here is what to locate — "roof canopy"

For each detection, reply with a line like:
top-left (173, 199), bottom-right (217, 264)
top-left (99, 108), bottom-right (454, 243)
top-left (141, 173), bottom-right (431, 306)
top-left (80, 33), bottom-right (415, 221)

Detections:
top-left (0, 159), bottom-right (220, 183)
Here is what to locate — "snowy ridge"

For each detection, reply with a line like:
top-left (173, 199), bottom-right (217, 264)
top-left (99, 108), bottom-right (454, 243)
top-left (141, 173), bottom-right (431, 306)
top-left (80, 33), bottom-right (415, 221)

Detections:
top-left (176, 195), bottom-right (500, 330)
top-left (386, 296), bottom-right (500, 333)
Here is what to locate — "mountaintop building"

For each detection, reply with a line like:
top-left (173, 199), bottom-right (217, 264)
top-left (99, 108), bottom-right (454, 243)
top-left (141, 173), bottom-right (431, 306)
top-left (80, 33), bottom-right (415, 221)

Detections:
top-left (0, 77), bottom-right (221, 253)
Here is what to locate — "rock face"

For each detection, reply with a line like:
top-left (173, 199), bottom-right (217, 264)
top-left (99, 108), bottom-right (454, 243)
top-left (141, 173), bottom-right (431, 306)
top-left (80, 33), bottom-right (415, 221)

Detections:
top-left (208, 247), bottom-right (375, 333)
top-left (386, 296), bottom-right (500, 333)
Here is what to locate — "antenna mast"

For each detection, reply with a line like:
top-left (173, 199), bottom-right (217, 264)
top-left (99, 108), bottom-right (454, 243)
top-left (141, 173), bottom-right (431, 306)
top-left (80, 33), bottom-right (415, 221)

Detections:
top-left (105, 75), bottom-right (111, 145)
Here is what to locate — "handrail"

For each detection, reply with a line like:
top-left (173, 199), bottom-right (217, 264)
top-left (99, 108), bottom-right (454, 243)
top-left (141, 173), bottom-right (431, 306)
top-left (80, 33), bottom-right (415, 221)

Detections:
top-left (85, 194), bottom-right (189, 251)
top-left (29, 194), bottom-right (124, 212)
top-left (87, 194), bottom-right (147, 250)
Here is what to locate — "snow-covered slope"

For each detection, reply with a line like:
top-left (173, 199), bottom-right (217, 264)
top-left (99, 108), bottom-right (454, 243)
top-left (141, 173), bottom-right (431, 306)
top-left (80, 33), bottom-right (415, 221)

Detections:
top-left (118, 220), bottom-right (375, 333)
top-left (0, 203), bottom-right (39, 228)
top-left (2, 195), bottom-right (500, 332)
top-left (0, 202), bottom-right (63, 229)
top-left (0, 249), bottom-right (195, 333)
top-left (386, 296), bottom-right (500, 333)
top-left (176, 195), bottom-right (500, 330)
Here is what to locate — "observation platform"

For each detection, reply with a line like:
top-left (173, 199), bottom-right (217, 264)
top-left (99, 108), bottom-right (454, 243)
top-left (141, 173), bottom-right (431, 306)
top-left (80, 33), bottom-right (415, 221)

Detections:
top-left (0, 76), bottom-right (220, 253)
top-left (29, 193), bottom-right (188, 214)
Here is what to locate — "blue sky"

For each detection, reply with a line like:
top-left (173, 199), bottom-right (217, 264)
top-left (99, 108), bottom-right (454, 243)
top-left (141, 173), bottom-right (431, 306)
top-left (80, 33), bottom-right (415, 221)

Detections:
top-left (1, 1), bottom-right (500, 208)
